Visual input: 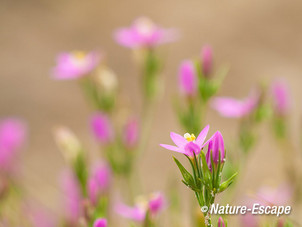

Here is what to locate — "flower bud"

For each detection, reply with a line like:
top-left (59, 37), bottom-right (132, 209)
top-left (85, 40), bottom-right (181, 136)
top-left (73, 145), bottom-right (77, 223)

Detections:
top-left (95, 66), bottom-right (118, 94)
top-left (0, 118), bottom-right (26, 172)
top-left (93, 218), bottom-right (107, 227)
top-left (123, 117), bottom-right (139, 149)
top-left (206, 131), bottom-right (225, 170)
top-left (60, 170), bottom-right (82, 224)
top-left (178, 60), bottom-right (197, 97)
top-left (53, 127), bottom-right (82, 164)
top-left (271, 79), bottom-right (290, 116)
top-left (148, 192), bottom-right (166, 216)
top-left (91, 113), bottom-right (114, 144)
top-left (201, 45), bottom-right (213, 77)
top-left (218, 217), bottom-right (225, 227)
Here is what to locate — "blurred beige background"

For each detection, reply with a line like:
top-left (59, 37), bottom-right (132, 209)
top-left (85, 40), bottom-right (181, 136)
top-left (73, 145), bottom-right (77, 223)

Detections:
top-left (1, 0), bottom-right (302, 225)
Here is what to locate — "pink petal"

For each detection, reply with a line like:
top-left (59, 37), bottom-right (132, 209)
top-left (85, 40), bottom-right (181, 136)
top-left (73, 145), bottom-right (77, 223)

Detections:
top-left (170, 132), bottom-right (187, 147)
top-left (160, 144), bottom-right (184, 154)
top-left (195, 125), bottom-right (209, 147)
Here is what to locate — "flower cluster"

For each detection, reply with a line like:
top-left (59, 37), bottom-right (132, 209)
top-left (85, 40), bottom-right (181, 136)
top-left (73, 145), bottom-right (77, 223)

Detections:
top-left (161, 126), bottom-right (237, 226)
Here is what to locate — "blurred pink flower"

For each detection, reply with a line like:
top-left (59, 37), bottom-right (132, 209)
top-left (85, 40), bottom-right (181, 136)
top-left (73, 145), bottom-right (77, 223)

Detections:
top-left (271, 79), bottom-right (290, 116)
top-left (218, 217), bottom-right (225, 227)
top-left (93, 218), bottom-right (107, 227)
top-left (205, 131), bottom-right (225, 170)
top-left (52, 51), bottom-right (100, 80)
top-left (148, 192), bottom-right (166, 216)
top-left (123, 117), bottom-right (139, 148)
top-left (160, 125), bottom-right (210, 157)
top-left (0, 118), bottom-right (26, 171)
top-left (178, 60), bottom-right (197, 97)
top-left (27, 205), bottom-right (56, 227)
top-left (201, 45), bottom-right (213, 77)
top-left (256, 184), bottom-right (292, 206)
top-left (211, 92), bottom-right (259, 118)
top-left (60, 170), bottom-right (82, 224)
top-left (88, 162), bottom-right (111, 205)
top-left (114, 17), bottom-right (177, 48)
top-left (240, 198), bottom-right (259, 227)
top-left (91, 113), bottom-right (114, 144)
top-left (115, 203), bottom-right (146, 222)
top-left (115, 192), bottom-right (166, 222)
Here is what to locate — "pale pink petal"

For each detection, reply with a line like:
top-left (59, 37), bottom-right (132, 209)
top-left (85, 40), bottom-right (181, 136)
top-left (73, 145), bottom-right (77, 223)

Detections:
top-left (170, 132), bottom-right (187, 147)
top-left (160, 144), bottom-right (183, 153)
top-left (195, 125), bottom-right (209, 147)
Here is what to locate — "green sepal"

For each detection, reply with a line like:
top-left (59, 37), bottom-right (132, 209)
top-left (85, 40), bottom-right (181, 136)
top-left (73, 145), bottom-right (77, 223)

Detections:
top-left (218, 172), bottom-right (238, 193)
top-left (200, 151), bottom-right (212, 190)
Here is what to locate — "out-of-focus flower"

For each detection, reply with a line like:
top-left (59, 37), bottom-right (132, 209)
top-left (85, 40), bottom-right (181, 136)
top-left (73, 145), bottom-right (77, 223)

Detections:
top-left (160, 125), bottom-right (209, 157)
top-left (0, 118), bottom-right (26, 171)
top-left (53, 126), bottom-right (82, 164)
top-left (115, 192), bottom-right (166, 222)
top-left (27, 205), bottom-right (56, 227)
top-left (60, 170), bottom-right (82, 224)
top-left (52, 51), bottom-right (100, 80)
top-left (256, 184), bottom-right (292, 206)
top-left (88, 162), bottom-right (111, 205)
top-left (206, 131), bottom-right (225, 170)
top-left (95, 66), bottom-right (118, 94)
top-left (271, 79), bottom-right (290, 116)
top-left (93, 218), bottom-right (107, 227)
top-left (211, 92), bottom-right (259, 118)
top-left (148, 192), bottom-right (166, 216)
top-left (114, 17), bottom-right (177, 48)
top-left (91, 113), bottom-right (114, 144)
top-left (201, 45), bottom-right (213, 77)
top-left (178, 60), bottom-right (197, 97)
top-left (123, 117), bottom-right (139, 148)
top-left (240, 198), bottom-right (259, 227)
top-left (217, 217), bottom-right (225, 227)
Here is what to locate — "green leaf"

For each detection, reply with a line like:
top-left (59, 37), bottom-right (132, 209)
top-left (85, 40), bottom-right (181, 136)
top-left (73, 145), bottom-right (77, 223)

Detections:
top-left (218, 172), bottom-right (238, 193)
top-left (173, 157), bottom-right (195, 189)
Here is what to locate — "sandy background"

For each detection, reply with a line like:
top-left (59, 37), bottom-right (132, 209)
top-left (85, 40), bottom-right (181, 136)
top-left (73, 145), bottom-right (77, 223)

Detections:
top-left (1, 0), bottom-right (302, 225)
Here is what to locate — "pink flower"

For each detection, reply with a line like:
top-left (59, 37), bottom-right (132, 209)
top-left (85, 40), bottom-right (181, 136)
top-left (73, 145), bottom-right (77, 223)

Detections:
top-left (160, 125), bottom-right (210, 157)
top-left (123, 117), bottom-right (139, 148)
top-left (60, 170), bottom-right (82, 224)
top-left (91, 113), bottom-right (114, 144)
top-left (178, 60), bottom-right (197, 97)
top-left (148, 192), bottom-right (166, 216)
top-left (201, 45), bottom-right (213, 77)
top-left (88, 162), bottom-right (111, 205)
top-left (115, 204), bottom-right (146, 222)
top-left (205, 131), bottom-right (225, 170)
top-left (27, 205), bottom-right (56, 227)
top-left (114, 17), bottom-right (177, 48)
top-left (211, 92), bottom-right (259, 118)
top-left (52, 51), bottom-right (100, 80)
top-left (271, 79), bottom-right (290, 116)
top-left (115, 192), bottom-right (166, 222)
top-left (0, 118), bottom-right (26, 171)
top-left (218, 217), bottom-right (225, 227)
top-left (93, 218), bottom-right (107, 227)
top-left (256, 184), bottom-right (292, 206)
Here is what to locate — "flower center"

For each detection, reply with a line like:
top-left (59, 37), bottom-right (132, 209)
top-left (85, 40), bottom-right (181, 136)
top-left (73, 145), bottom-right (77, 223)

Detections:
top-left (184, 133), bottom-right (196, 142)
top-left (73, 51), bottom-right (86, 60)
top-left (136, 17), bottom-right (155, 36)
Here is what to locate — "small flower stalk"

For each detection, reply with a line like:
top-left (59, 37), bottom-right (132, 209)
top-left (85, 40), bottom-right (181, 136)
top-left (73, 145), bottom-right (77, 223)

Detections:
top-left (161, 126), bottom-right (237, 227)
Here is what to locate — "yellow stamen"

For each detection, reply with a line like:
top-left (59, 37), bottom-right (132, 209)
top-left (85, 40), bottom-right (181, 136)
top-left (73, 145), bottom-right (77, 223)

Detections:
top-left (184, 133), bottom-right (196, 142)
top-left (72, 51), bottom-right (86, 59)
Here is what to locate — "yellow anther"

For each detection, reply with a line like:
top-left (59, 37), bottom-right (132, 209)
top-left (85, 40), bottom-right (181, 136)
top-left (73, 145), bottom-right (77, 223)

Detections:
top-left (72, 51), bottom-right (86, 59)
top-left (184, 133), bottom-right (196, 142)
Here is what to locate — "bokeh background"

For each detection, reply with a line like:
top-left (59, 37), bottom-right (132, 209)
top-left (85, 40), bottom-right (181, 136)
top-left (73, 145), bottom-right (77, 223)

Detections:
top-left (1, 0), bottom-right (302, 225)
